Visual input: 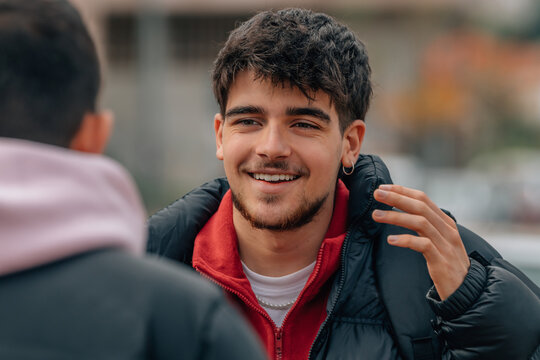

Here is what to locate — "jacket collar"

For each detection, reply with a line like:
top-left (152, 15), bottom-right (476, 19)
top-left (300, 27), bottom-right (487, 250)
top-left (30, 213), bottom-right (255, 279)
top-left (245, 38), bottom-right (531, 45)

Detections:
top-left (192, 181), bottom-right (350, 308)
top-left (341, 154), bottom-right (394, 236)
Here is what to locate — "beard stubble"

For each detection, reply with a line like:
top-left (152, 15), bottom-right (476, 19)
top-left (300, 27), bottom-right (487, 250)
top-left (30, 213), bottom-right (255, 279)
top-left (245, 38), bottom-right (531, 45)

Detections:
top-left (231, 188), bottom-right (329, 232)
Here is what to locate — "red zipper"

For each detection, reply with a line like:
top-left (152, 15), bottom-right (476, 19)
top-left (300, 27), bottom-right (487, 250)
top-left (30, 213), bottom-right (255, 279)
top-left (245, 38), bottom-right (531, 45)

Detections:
top-left (275, 328), bottom-right (283, 360)
top-left (269, 243), bottom-right (327, 360)
top-left (195, 265), bottom-right (286, 359)
top-left (195, 243), bottom-right (326, 360)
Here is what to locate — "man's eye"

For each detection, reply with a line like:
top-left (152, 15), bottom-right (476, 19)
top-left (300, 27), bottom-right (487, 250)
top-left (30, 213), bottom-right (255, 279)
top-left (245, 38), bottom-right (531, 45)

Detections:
top-left (294, 122), bottom-right (318, 129)
top-left (236, 119), bottom-right (259, 126)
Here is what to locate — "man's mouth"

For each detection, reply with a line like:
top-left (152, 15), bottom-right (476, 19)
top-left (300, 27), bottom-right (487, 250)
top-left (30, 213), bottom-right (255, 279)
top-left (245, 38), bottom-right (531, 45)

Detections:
top-left (250, 173), bottom-right (299, 182)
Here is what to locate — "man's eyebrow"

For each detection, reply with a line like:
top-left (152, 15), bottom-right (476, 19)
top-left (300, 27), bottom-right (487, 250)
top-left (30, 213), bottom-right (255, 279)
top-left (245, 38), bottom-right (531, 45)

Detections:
top-left (225, 106), bottom-right (265, 118)
top-left (286, 107), bottom-right (331, 123)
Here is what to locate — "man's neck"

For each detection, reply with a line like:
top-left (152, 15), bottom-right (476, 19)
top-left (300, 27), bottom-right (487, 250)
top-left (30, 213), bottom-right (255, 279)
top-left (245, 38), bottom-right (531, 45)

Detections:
top-left (233, 202), bottom-right (335, 277)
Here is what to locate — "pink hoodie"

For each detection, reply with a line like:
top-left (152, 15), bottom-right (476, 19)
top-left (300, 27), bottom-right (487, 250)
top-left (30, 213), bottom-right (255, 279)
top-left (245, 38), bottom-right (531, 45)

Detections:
top-left (0, 138), bottom-right (146, 276)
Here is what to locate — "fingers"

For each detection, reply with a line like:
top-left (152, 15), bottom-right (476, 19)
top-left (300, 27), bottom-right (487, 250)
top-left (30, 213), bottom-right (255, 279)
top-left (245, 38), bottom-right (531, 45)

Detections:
top-left (372, 209), bottom-right (452, 254)
top-left (373, 185), bottom-right (459, 244)
top-left (386, 233), bottom-right (442, 263)
top-left (376, 184), bottom-right (456, 228)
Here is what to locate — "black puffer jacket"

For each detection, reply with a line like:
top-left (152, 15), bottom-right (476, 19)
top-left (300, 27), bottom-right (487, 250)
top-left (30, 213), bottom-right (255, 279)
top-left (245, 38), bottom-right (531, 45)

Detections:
top-left (0, 250), bottom-right (266, 360)
top-left (148, 155), bottom-right (540, 360)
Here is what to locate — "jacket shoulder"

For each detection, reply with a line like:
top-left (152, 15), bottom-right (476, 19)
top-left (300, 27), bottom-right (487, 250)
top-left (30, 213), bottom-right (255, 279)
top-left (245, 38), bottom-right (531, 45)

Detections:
top-left (457, 224), bottom-right (500, 261)
top-left (0, 250), bottom-right (265, 360)
top-left (117, 253), bottom-right (266, 360)
top-left (147, 178), bottom-right (229, 263)
top-left (82, 251), bottom-right (267, 360)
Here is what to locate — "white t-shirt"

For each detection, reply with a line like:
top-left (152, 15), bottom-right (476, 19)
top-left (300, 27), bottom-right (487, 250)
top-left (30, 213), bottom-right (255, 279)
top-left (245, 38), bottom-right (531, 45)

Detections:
top-left (242, 261), bottom-right (316, 327)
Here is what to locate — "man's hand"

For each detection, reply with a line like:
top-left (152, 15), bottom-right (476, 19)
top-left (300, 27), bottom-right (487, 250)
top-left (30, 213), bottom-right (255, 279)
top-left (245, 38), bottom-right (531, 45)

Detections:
top-left (372, 184), bottom-right (470, 300)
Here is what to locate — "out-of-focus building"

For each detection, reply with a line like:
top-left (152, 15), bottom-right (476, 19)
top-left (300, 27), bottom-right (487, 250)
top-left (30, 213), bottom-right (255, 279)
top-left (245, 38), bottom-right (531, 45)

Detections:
top-left (69, 0), bottom-right (540, 214)
top-left (389, 29), bottom-right (540, 166)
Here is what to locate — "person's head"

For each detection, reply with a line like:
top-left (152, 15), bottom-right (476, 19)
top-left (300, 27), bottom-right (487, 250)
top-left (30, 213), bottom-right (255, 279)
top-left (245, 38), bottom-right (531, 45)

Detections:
top-left (212, 9), bottom-right (369, 232)
top-left (212, 8), bottom-right (372, 133)
top-left (0, 0), bottom-right (111, 153)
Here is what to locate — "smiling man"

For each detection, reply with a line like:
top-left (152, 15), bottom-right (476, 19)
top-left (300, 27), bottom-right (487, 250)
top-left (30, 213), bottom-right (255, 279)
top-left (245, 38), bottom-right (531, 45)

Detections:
top-left (148, 8), bottom-right (540, 360)
top-left (215, 70), bottom-right (365, 280)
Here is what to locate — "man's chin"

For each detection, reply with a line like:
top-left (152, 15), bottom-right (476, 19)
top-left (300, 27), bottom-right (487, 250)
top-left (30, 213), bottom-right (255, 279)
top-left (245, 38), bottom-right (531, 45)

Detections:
top-left (237, 206), bottom-right (292, 231)
top-left (248, 213), bottom-right (293, 232)
top-left (232, 191), bottom-right (328, 232)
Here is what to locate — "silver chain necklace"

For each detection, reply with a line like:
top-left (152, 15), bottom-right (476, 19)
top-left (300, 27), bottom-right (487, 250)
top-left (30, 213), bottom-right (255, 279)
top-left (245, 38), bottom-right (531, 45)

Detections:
top-left (256, 295), bottom-right (296, 310)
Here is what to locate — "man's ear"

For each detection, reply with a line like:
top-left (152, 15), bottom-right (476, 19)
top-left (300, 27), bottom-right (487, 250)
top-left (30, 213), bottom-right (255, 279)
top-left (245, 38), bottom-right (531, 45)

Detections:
top-left (69, 111), bottom-right (114, 154)
top-left (214, 112), bottom-right (225, 160)
top-left (341, 120), bottom-right (366, 167)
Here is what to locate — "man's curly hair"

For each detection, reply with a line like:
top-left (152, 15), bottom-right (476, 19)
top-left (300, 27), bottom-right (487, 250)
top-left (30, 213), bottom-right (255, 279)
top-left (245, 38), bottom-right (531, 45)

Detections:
top-left (211, 8), bottom-right (372, 133)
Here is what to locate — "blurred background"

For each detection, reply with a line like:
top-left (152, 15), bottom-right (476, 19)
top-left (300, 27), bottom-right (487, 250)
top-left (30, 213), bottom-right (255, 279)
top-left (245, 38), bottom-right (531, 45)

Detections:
top-left (71, 0), bottom-right (540, 283)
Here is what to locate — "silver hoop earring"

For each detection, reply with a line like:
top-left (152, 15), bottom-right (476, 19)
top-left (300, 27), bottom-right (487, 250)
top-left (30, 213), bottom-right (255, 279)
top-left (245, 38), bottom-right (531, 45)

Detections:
top-left (342, 162), bottom-right (355, 176)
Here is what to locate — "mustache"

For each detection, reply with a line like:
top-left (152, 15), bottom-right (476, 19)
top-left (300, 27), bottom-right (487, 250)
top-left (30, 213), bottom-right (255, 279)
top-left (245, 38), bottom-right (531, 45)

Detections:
top-left (241, 161), bottom-right (309, 176)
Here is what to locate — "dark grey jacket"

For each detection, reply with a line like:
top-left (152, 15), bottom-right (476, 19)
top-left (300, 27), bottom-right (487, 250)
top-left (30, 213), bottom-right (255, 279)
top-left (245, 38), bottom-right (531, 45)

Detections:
top-left (148, 155), bottom-right (540, 360)
top-left (0, 249), bottom-right (266, 360)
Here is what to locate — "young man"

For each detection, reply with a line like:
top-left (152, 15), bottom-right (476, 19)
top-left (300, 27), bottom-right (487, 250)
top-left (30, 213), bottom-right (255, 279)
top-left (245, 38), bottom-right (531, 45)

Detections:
top-left (148, 8), bottom-right (540, 360)
top-left (0, 1), bottom-right (266, 359)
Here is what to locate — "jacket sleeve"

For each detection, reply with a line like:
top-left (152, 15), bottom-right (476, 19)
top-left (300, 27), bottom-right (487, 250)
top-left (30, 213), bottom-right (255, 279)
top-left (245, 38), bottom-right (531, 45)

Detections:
top-left (427, 258), bottom-right (540, 360)
top-left (147, 178), bottom-right (229, 263)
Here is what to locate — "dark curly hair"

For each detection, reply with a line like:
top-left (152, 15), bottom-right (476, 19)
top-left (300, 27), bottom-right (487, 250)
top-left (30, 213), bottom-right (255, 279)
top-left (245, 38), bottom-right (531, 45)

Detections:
top-left (211, 8), bottom-right (372, 132)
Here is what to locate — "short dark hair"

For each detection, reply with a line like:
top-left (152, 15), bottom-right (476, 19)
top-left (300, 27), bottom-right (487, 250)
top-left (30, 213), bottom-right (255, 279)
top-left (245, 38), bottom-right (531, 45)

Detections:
top-left (0, 0), bottom-right (100, 147)
top-left (212, 8), bottom-right (372, 132)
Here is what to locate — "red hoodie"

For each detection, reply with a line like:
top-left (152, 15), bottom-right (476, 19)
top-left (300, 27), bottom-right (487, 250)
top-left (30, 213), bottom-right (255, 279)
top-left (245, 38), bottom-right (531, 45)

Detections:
top-left (193, 181), bottom-right (349, 360)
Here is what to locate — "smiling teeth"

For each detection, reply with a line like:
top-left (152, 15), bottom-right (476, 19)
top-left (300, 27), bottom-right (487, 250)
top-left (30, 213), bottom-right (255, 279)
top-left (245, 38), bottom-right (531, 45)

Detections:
top-left (253, 173), bottom-right (296, 182)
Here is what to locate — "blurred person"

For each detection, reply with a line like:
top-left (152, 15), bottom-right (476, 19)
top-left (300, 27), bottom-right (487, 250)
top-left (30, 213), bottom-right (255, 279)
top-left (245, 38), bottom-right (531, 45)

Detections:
top-left (148, 9), bottom-right (540, 360)
top-left (0, 1), bottom-right (267, 359)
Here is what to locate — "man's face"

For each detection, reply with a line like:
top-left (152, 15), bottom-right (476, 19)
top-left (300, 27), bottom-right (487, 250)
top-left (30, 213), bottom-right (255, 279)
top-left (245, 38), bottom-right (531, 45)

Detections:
top-left (215, 71), bottom-right (363, 231)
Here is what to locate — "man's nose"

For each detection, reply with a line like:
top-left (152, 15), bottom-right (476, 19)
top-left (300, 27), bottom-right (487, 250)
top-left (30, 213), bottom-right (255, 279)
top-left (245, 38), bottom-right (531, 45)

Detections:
top-left (254, 125), bottom-right (292, 160)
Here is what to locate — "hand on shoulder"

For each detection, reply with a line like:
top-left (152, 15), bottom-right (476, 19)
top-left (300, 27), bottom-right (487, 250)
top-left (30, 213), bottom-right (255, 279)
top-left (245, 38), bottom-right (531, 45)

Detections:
top-left (371, 184), bottom-right (470, 300)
